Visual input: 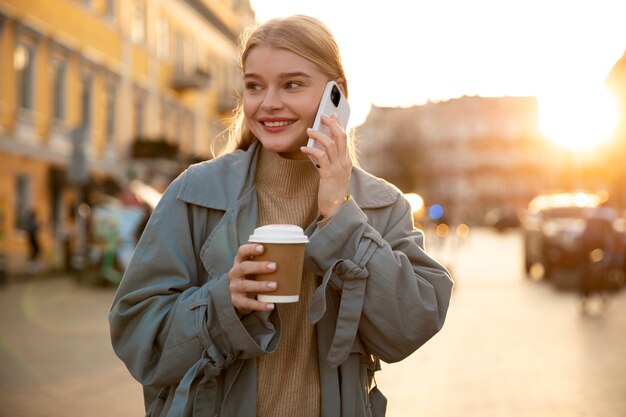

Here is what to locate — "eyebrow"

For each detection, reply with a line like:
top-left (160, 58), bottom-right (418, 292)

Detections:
top-left (244, 71), bottom-right (312, 79)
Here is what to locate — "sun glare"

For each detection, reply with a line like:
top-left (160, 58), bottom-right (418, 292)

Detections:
top-left (538, 88), bottom-right (619, 151)
top-left (404, 193), bottom-right (424, 213)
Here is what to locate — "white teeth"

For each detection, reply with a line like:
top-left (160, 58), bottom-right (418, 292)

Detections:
top-left (264, 121), bottom-right (292, 127)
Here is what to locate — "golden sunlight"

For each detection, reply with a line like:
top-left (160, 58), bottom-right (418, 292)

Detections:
top-left (538, 88), bottom-right (619, 151)
top-left (404, 193), bottom-right (424, 214)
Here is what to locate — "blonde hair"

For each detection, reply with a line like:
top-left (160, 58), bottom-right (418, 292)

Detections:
top-left (215, 15), bottom-right (358, 164)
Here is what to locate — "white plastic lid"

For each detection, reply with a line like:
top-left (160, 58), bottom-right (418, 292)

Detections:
top-left (248, 224), bottom-right (309, 244)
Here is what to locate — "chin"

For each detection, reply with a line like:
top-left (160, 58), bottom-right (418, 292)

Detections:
top-left (258, 136), bottom-right (307, 154)
top-left (267, 144), bottom-right (307, 160)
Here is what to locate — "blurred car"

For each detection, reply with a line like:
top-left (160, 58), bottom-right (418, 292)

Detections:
top-left (484, 207), bottom-right (521, 231)
top-left (522, 192), bottom-right (602, 278)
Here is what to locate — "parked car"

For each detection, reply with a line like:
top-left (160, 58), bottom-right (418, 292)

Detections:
top-left (484, 207), bottom-right (521, 231)
top-left (522, 192), bottom-right (602, 279)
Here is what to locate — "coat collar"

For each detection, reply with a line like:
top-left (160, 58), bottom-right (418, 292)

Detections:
top-left (177, 142), bottom-right (260, 210)
top-left (177, 140), bottom-right (401, 210)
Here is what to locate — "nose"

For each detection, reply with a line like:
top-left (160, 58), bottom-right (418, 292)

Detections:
top-left (261, 87), bottom-right (283, 111)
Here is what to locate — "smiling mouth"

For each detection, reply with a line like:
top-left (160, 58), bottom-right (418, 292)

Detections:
top-left (263, 120), bottom-right (294, 127)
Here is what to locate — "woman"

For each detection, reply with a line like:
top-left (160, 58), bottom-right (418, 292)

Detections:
top-left (109, 15), bottom-right (453, 417)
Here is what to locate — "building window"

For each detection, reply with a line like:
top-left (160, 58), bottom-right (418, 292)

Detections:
top-left (133, 92), bottom-right (146, 138)
top-left (173, 33), bottom-right (198, 74)
top-left (175, 31), bottom-right (184, 73)
top-left (160, 100), bottom-right (170, 138)
top-left (50, 59), bottom-right (67, 120)
top-left (186, 40), bottom-right (197, 73)
top-left (131, 1), bottom-right (146, 44)
top-left (183, 111), bottom-right (195, 152)
top-left (15, 174), bottom-right (32, 230)
top-left (14, 43), bottom-right (35, 110)
top-left (157, 17), bottom-right (169, 60)
top-left (175, 107), bottom-right (183, 144)
top-left (105, 81), bottom-right (117, 143)
top-left (80, 75), bottom-right (93, 129)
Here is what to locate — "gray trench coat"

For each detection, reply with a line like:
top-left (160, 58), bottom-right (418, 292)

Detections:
top-left (109, 141), bottom-right (453, 417)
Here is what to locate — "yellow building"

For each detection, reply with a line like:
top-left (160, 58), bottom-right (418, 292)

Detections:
top-left (0, 0), bottom-right (255, 275)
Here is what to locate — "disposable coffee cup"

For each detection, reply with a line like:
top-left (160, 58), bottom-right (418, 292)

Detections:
top-left (248, 224), bottom-right (309, 303)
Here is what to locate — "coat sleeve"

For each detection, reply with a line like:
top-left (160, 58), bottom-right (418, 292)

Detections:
top-left (108, 176), bottom-right (278, 387)
top-left (305, 195), bottom-right (453, 365)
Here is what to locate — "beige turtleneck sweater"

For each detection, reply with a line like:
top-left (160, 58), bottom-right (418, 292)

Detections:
top-left (254, 146), bottom-right (321, 417)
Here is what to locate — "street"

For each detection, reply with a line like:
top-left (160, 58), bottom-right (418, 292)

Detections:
top-left (1, 228), bottom-right (625, 417)
top-left (379, 228), bottom-right (626, 417)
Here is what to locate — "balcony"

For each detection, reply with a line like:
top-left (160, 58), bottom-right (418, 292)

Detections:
top-left (170, 67), bottom-right (211, 91)
top-left (131, 137), bottom-right (179, 160)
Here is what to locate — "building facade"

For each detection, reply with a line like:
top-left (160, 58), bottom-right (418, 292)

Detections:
top-left (0, 0), bottom-right (255, 275)
top-left (356, 96), bottom-right (560, 224)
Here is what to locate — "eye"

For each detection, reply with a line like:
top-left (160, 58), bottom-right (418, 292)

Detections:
top-left (285, 81), bottom-right (302, 89)
top-left (245, 82), bottom-right (262, 92)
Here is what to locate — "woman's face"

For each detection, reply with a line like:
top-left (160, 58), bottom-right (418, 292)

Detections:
top-left (243, 45), bottom-right (329, 159)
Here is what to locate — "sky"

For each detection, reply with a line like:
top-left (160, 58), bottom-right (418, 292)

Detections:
top-left (248, 0), bottom-right (626, 148)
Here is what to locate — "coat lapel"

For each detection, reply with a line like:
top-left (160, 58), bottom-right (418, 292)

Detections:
top-left (177, 142), bottom-right (262, 279)
top-left (200, 187), bottom-right (258, 278)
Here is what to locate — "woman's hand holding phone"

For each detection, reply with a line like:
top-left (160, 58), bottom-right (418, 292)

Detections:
top-left (301, 113), bottom-right (352, 219)
top-left (300, 80), bottom-right (352, 219)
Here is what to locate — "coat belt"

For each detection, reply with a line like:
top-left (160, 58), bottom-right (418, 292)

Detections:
top-left (309, 232), bottom-right (383, 368)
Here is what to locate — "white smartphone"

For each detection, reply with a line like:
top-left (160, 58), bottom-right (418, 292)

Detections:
top-left (306, 80), bottom-right (351, 167)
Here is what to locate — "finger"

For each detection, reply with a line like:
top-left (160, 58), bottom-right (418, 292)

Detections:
top-left (300, 145), bottom-right (330, 169)
top-left (300, 141), bottom-right (326, 159)
top-left (323, 114), bottom-right (348, 163)
top-left (235, 243), bottom-right (264, 264)
top-left (232, 293), bottom-right (275, 312)
top-left (230, 276), bottom-right (277, 294)
top-left (318, 114), bottom-right (345, 162)
top-left (329, 113), bottom-right (348, 159)
top-left (233, 259), bottom-right (277, 279)
top-left (306, 125), bottom-right (337, 164)
top-left (306, 124), bottom-right (333, 150)
top-left (321, 113), bottom-right (346, 138)
top-left (230, 278), bottom-right (276, 313)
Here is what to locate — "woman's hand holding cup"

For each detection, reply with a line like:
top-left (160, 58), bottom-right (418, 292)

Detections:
top-left (228, 243), bottom-right (277, 316)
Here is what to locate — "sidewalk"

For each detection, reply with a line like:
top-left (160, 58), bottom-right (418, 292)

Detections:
top-left (0, 275), bottom-right (144, 417)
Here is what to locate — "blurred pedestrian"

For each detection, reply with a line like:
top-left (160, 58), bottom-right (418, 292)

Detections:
top-left (579, 200), bottom-right (617, 313)
top-left (109, 15), bottom-right (453, 417)
top-left (24, 208), bottom-right (40, 273)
